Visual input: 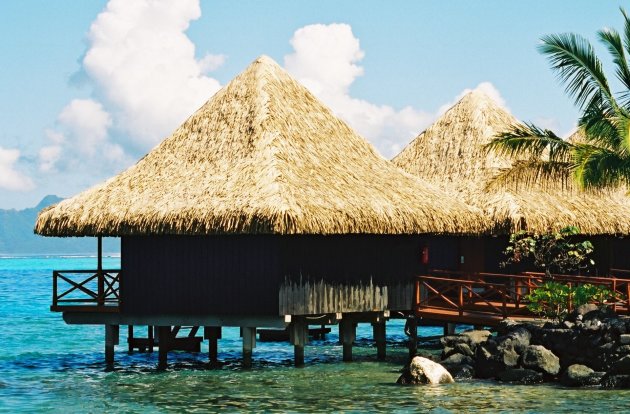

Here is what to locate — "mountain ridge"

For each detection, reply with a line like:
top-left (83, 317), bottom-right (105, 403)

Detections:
top-left (0, 195), bottom-right (119, 256)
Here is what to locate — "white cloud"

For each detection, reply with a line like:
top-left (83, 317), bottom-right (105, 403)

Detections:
top-left (58, 99), bottom-right (112, 157)
top-left (82, 0), bottom-right (223, 150)
top-left (39, 0), bottom-right (223, 178)
top-left (284, 23), bottom-right (432, 158)
top-left (39, 145), bottom-right (62, 173)
top-left (0, 147), bottom-right (35, 191)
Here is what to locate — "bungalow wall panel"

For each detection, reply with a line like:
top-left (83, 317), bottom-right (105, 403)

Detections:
top-left (121, 235), bottom-right (282, 316)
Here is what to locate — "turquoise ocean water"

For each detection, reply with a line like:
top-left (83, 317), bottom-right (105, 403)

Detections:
top-left (2, 256), bottom-right (630, 413)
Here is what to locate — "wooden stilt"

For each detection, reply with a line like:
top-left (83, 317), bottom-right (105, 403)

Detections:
top-left (204, 326), bottom-right (222, 363)
top-left (127, 325), bottom-right (134, 353)
top-left (444, 323), bottom-right (456, 336)
top-left (407, 316), bottom-right (418, 359)
top-left (340, 319), bottom-right (356, 362)
top-left (372, 321), bottom-right (386, 361)
top-left (158, 326), bottom-right (171, 369)
top-left (105, 324), bottom-right (118, 368)
top-left (242, 327), bottom-right (256, 369)
top-left (148, 326), bottom-right (154, 352)
top-left (290, 319), bottom-right (307, 367)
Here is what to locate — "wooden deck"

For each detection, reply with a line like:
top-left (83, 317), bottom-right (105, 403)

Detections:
top-left (414, 270), bottom-right (630, 326)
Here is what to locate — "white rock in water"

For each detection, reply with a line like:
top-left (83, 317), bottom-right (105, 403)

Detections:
top-left (409, 356), bottom-right (455, 384)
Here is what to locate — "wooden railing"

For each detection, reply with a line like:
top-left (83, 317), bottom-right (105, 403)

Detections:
top-left (414, 270), bottom-right (630, 323)
top-left (51, 269), bottom-right (121, 312)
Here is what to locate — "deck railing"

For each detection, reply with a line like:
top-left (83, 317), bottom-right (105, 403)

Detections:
top-left (414, 270), bottom-right (630, 323)
top-left (51, 269), bottom-right (121, 312)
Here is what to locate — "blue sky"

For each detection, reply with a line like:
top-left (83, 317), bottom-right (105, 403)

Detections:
top-left (0, 1), bottom-right (623, 209)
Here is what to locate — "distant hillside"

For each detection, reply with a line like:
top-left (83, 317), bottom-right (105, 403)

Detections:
top-left (0, 195), bottom-right (119, 256)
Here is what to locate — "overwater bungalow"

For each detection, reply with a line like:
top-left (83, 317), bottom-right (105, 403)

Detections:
top-left (393, 91), bottom-right (630, 275)
top-left (35, 56), bottom-right (487, 368)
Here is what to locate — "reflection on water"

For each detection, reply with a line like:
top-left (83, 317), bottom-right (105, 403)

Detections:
top-left (2, 257), bottom-right (630, 412)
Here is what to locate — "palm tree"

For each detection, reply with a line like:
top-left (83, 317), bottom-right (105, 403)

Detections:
top-left (487, 8), bottom-right (630, 191)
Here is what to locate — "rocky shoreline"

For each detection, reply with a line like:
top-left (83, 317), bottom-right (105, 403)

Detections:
top-left (398, 304), bottom-right (630, 388)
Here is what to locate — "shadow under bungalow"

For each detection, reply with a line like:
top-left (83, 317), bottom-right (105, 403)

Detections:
top-left (35, 56), bottom-right (630, 369)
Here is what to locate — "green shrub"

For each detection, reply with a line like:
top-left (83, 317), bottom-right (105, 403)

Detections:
top-left (526, 282), bottom-right (619, 322)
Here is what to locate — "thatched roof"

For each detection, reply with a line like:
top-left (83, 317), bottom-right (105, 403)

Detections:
top-left (393, 91), bottom-right (630, 235)
top-left (36, 56), bottom-right (487, 237)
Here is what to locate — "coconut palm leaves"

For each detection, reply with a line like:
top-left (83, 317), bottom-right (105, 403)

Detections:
top-left (487, 8), bottom-right (630, 190)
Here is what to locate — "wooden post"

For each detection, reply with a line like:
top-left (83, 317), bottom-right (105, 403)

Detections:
top-left (105, 324), bottom-right (118, 368)
top-left (242, 327), bottom-right (256, 369)
top-left (444, 323), bottom-right (456, 336)
top-left (289, 319), bottom-right (308, 367)
top-left (127, 325), bottom-right (134, 352)
top-left (407, 316), bottom-right (417, 359)
top-left (340, 319), bottom-right (356, 362)
top-left (372, 321), bottom-right (386, 361)
top-left (148, 326), bottom-right (154, 353)
top-left (157, 326), bottom-right (171, 369)
top-left (204, 326), bottom-right (222, 363)
top-left (97, 236), bottom-right (104, 306)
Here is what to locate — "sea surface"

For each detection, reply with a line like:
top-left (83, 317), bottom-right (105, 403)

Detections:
top-left (1, 256), bottom-right (630, 413)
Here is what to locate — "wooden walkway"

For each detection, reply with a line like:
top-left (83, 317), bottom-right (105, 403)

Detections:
top-left (414, 270), bottom-right (630, 326)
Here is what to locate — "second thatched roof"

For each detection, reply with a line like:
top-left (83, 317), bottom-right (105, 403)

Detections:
top-left (393, 90), bottom-right (630, 235)
top-left (36, 56), bottom-right (488, 237)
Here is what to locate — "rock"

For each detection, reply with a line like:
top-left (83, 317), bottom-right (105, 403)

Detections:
top-left (397, 356), bottom-right (455, 385)
top-left (497, 345), bottom-right (520, 367)
top-left (454, 343), bottom-right (474, 357)
top-left (441, 346), bottom-right (456, 359)
top-left (609, 355), bottom-right (630, 375)
top-left (583, 307), bottom-right (616, 324)
top-left (560, 364), bottom-right (602, 387)
top-left (496, 319), bottom-right (520, 336)
top-left (460, 330), bottom-right (492, 349)
top-left (617, 345), bottom-right (630, 355)
top-left (497, 326), bottom-right (531, 354)
top-left (600, 374), bottom-right (630, 389)
top-left (563, 321), bottom-right (575, 329)
top-left (620, 334), bottom-right (630, 345)
top-left (474, 343), bottom-right (507, 379)
top-left (497, 368), bottom-right (543, 384)
top-left (521, 345), bottom-right (560, 376)
top-left (442, 353), bottom-right (474, 367)
top-left (443, 364), bottom-right (475, 380)
top-left (440, 335), bottom-right (468, 348)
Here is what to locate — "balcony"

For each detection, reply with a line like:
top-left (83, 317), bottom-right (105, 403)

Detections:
top-left (51, 269), bottom-right (121, 312)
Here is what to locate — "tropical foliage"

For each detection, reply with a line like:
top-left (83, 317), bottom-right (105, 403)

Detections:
top-left (502, 225), bottom-right (594, 277)
top-left (526, 281), bottom-right (614, 322)
top-left (486, 8), bottom-right (630, 190)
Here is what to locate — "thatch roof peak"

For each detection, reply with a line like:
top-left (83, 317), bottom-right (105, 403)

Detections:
top-left (394, 88), bottom-right (630, 235)
top-left (393, 87), bottom-right (517, 192)
top-left (36, 56), bottom-right (488, 237)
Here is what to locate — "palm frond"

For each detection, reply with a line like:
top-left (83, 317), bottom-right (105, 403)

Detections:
top-left (598, 28), bottom-right (630, 92)
top-left (573, 142), bottom-right (630, 189)
top-left (539, 33), bottom-right (617, 112)
top-left (579, 104), bottom-right (623, 149)
top-left (485, 122), bottom-right (573, 162)
top-left (486, 159), bottom-right (573, 192)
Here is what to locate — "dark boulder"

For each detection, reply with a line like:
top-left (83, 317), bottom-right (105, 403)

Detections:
top-left (600, 374), bottom-right (630, 389)
top-left (454, 342), bottom-right (474, 357)
top-left (442, 352), bottom-right (474, 367)
top-left (609, 355), bottom-right (630, 375)
top-left (521, 345), bottom-right (560, 376)
top-left (559, 364), bottom-right (603, 387)
top-left (474, 343), bottom-right (507, 379)
top-left (460, 330), bottom-right (492, 351)
top-left (444, 363), bottom-right (475, 380)
top-left (497, 368), bottom-right (543, 384)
